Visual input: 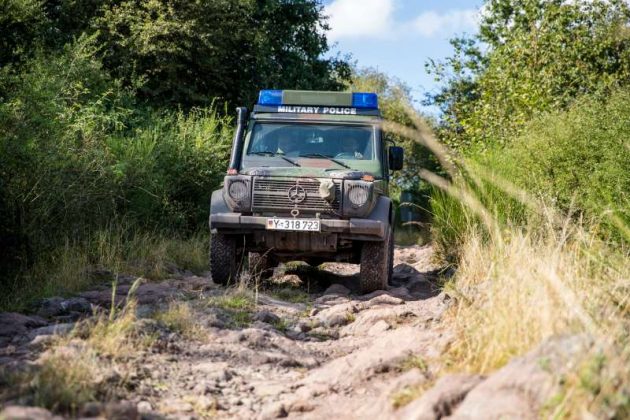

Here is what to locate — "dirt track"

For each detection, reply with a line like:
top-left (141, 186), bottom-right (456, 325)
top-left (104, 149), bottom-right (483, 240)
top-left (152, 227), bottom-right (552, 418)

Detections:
top-left (1, 244), bottom-right (581, 419)
top-left (1, 245), bottom-right (455, 419)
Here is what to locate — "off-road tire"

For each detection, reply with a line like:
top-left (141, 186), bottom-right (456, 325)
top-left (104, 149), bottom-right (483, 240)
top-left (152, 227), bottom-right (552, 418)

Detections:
top-left (210, 232), bottom-right (242, 285)
top-left (248, 252), bottom-right (274, 280)
top-left (359, 226), bottom-right (393, 294)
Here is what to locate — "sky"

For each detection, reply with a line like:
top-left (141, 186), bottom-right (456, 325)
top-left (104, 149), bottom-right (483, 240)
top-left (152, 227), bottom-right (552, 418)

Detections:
top-left (322, 0), bottom-right (485, 112)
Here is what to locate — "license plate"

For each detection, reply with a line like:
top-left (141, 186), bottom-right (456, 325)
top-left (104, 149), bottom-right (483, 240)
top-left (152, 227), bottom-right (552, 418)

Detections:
top-left (266, 218), bottom-right (321, 232)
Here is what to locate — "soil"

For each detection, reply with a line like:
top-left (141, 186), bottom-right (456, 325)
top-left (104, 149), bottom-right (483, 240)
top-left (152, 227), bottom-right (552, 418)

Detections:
top-left (0, 244), bottom-right (583, 419)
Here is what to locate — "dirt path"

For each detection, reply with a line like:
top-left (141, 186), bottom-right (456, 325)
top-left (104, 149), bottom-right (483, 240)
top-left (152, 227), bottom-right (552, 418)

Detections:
top-left (1, 245), bottom-right (454, 419)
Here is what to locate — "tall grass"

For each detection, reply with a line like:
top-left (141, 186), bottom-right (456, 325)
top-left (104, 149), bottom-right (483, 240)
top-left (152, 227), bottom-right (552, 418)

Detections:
top-left (384, 94), bottom-right (630, 417)
top-left (0, 227), bottom-right (209, 312)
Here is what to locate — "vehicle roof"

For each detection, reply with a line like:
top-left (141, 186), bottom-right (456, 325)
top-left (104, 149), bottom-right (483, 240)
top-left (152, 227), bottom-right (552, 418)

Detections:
top-left (251, 112), bottom-right (382, 125)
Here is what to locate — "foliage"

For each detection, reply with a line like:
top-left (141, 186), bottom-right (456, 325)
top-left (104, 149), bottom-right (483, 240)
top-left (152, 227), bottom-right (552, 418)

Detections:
top-left (349, 68), bottom-right (441, 228)
top-left (427, 0), bottom-right (630, 148)
top-left (0, 35), bottom-right (232, 302)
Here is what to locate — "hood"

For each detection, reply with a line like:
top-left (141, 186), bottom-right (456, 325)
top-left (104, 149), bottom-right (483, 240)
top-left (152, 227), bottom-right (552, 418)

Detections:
top-left (240, 166), bottom-right (366, 180)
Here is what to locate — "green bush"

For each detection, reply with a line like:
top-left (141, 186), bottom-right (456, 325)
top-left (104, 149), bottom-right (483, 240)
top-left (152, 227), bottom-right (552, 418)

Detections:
top-left (487, 89), bottom-right (630, 240)
top-left (0, 37), bottom-right (233, 304)
top-left (430, 89), bottom-right (630, 253)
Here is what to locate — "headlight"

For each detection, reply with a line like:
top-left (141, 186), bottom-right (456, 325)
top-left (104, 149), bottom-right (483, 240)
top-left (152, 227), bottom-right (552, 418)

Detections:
top-left (228, 180), bottom-right (248, 202)
top-left (223, 175), bottom-right (251, 211)
top-left (343, 180), bottom-right (374, 217)
top-left (348, 184), bottom-right (370, 208)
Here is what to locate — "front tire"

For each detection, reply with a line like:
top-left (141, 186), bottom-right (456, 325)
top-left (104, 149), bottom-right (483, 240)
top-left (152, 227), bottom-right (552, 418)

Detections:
top-left (210, 232), bottom-right (242, 285)
top-left (359, 226), bottom-right (393, 294)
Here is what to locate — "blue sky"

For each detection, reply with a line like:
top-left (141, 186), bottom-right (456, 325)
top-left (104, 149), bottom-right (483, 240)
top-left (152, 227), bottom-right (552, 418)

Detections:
top-left (322, 0), bottom-right (485, 111)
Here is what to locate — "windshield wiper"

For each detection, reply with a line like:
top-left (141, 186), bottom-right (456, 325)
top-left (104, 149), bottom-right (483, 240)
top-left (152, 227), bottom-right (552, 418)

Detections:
top-left (249, 151), bottom-right (300, 167)
top-left (299, 153), bottom-right (351, 169)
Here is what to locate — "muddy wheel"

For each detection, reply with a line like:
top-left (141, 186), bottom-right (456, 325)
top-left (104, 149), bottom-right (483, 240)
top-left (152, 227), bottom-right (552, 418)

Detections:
top-left (359, 226), bottom-right (393, 294)
top-left (249, 252), bottom-right (274, 280)
top-left (210, 232), bottom-right (242, 285)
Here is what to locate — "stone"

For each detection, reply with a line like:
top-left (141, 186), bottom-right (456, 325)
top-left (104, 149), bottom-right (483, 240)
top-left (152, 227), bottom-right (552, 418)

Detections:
top-left (0, 312), bottom-right (47, 337)
top-left (80, 401), bottom-right (103, 417)
top-left (364, 294), bottom-right (405, 308)
top-left (367, 320), bottom-right (391, 336)
top-left (398, 374), bottom-right (485, 420)
top-left (450, 335), bottom-right (591, 419)
top-left (259, 402), bottom-right (287, 419)
top-left (0, 406), bottom-right (61, 420)
top-left (275, 274), bottom-right (302, 286)
top-left (29, 322), bottom-right (75, 338)
top-left (253, 310), bottom-right (281, 324)
top-left (137, 401), bottom-right (153, 413)
top-left (105, 401), bottom-right (139, 420)
top-left (36, 297), bottom-right (91, 318)
top-left (322, 284), bottom-right (351, 296)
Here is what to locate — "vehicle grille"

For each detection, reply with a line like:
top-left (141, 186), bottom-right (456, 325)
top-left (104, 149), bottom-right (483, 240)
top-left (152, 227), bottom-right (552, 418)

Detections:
top-left (252, 177), bottom-right (342, 213)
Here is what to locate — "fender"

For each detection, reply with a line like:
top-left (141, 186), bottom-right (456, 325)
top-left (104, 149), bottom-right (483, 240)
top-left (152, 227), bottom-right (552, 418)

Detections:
top-left (209, 188), bottom-right (230, 228)
top-left (366, 195), bottom-right (394, 227)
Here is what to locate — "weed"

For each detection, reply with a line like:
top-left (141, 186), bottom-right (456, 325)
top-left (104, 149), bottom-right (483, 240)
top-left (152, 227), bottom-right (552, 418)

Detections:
top-left (155, 301), bottom-right (205, 340)
top-left (270, 287), bottom-right (310, 304)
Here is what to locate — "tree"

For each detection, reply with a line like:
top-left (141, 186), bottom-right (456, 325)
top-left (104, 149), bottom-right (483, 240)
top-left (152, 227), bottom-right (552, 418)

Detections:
top-left (92, 0), bottom-right (350, 107)
top-left (426, 0), bottom-right (630, 149)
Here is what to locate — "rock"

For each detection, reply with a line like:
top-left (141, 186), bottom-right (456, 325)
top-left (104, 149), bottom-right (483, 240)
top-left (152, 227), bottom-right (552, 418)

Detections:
top-left (36, 297), bottom-right (91, 318)
top-left (259, 402), bottom-right (287, 419)
top-left (0, 313), bottom-right (48, 346)
top-left (105, 401), bottom-right (139, 420)
top-left (80, 401), bottom-right (104, 417)
top-left (183, 275), bottom-right (215, 291)
top-left (0, 406), bottom-right (61, 420)
top-left (274, 274), bottom-right (302, 286)
top-left (253, 310), bottom-right (281, 324)
top-left (296, 320), bottom-right (312, 332)
top-left (322, 284), bottom-right (351, 296)
top-left (315, 303), bottom-right (358, 328)
top-left (450, 335), bottom-right (591, 419)
top-left (28, 334), bottom-right (55, 349)
top-left (399, 374), bottom-right (484, 420)
top-left (367, 320), bottom-right (391, 335)
top-left (29, 322), bottom-right (74, 339)
top-left (137, 401), bottom-right (153, 413)
top-left (364, 294), bottom-right (405, 308)
top-left (135, 304), bottom-right (155, 319)
top-left (286, 399), bottom-right (315, 413)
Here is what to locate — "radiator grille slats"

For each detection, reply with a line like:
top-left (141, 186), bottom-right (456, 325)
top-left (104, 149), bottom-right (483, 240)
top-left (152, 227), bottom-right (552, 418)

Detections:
top-left (252, 177), bottom-right (341, 213)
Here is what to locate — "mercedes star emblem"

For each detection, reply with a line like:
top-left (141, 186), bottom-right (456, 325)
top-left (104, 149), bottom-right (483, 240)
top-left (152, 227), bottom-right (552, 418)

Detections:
top-left (287, 185), bottom-right (307, 204)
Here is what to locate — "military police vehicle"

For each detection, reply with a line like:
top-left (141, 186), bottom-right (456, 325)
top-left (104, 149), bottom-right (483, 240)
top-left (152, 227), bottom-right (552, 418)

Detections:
top-left (209, 90), bottom-right (403, 293)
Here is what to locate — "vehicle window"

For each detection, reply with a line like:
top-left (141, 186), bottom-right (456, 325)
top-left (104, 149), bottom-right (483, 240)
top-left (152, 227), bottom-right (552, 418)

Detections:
top-left (246, 123), bottom-right (375, 160)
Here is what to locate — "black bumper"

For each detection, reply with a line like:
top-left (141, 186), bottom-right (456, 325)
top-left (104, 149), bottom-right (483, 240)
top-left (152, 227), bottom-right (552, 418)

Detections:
top-left (210, 213), bottom-right (386, 240)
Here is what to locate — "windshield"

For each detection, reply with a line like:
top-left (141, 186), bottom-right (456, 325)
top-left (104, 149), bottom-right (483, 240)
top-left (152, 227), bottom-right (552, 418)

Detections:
top-left (242, 122), bottom-right (381, 175)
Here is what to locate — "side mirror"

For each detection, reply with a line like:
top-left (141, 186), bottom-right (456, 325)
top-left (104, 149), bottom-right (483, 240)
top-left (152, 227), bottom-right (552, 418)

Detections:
top-left (388, 146), bottom-right (404, 171)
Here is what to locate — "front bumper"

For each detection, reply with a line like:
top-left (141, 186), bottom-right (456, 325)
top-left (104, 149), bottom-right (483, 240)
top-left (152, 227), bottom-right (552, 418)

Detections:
top-left (210, 213), bottom-right (386, 240)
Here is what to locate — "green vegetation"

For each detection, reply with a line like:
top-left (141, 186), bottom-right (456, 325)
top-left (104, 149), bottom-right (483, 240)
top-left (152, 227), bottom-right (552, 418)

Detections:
top-left (0, 1), bottom-right (350, 309)
top-left (412, 1), bottom-right (630, 417)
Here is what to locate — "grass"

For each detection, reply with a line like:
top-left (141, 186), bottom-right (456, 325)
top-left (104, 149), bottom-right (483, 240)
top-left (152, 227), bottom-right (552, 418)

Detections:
top-left (1, 228), bottom-right (209, 312)
top-left (269, 287), bottom-right (310, 304)
top-left (207, 289), bottom-right (256, 328)
top-left (2, 296), bottom-right (153, 414)
top-left (383, 103), bottom-right (630, 418)
top-left (154, 301), bottom-right (206, 340)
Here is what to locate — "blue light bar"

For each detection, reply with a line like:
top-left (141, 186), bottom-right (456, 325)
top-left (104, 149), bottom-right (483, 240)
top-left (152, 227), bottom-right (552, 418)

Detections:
top-left (258, 90), bottom-right (283, 106)
top-left (352, 92), bottom-right (378, 109)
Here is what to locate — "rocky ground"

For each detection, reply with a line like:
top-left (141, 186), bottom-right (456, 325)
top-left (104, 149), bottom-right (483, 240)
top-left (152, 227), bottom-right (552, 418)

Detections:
top-left (0, 245), bottom-right (587, 419)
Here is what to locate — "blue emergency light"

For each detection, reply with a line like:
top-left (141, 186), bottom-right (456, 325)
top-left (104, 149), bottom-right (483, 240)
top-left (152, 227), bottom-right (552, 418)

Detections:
top-left (257, 90), bottom-right (379, 109)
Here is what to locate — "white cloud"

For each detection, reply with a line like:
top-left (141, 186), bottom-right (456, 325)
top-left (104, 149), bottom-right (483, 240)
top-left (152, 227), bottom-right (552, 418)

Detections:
top-left (325, 0), bottom-right (480, 41)
top-left (411, 9), bottom-right (480, 38)
top-left (324, 0), bottom-right (395, 41)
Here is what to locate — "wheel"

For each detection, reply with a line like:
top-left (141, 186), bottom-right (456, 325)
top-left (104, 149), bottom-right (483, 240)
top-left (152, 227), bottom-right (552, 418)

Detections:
top-left (209, 232), bottom-right (242, 285)
top-left (358, 226), bottom-right (393, 294)
top-left (248, 252), bottom-right (275, 280)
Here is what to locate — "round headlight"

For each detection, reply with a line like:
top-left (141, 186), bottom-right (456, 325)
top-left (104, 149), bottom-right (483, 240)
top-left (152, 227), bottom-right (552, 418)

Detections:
top-left (348, 185), bottom-right (369, 207)
top-left (228, 180), bottom-right (248, 202)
